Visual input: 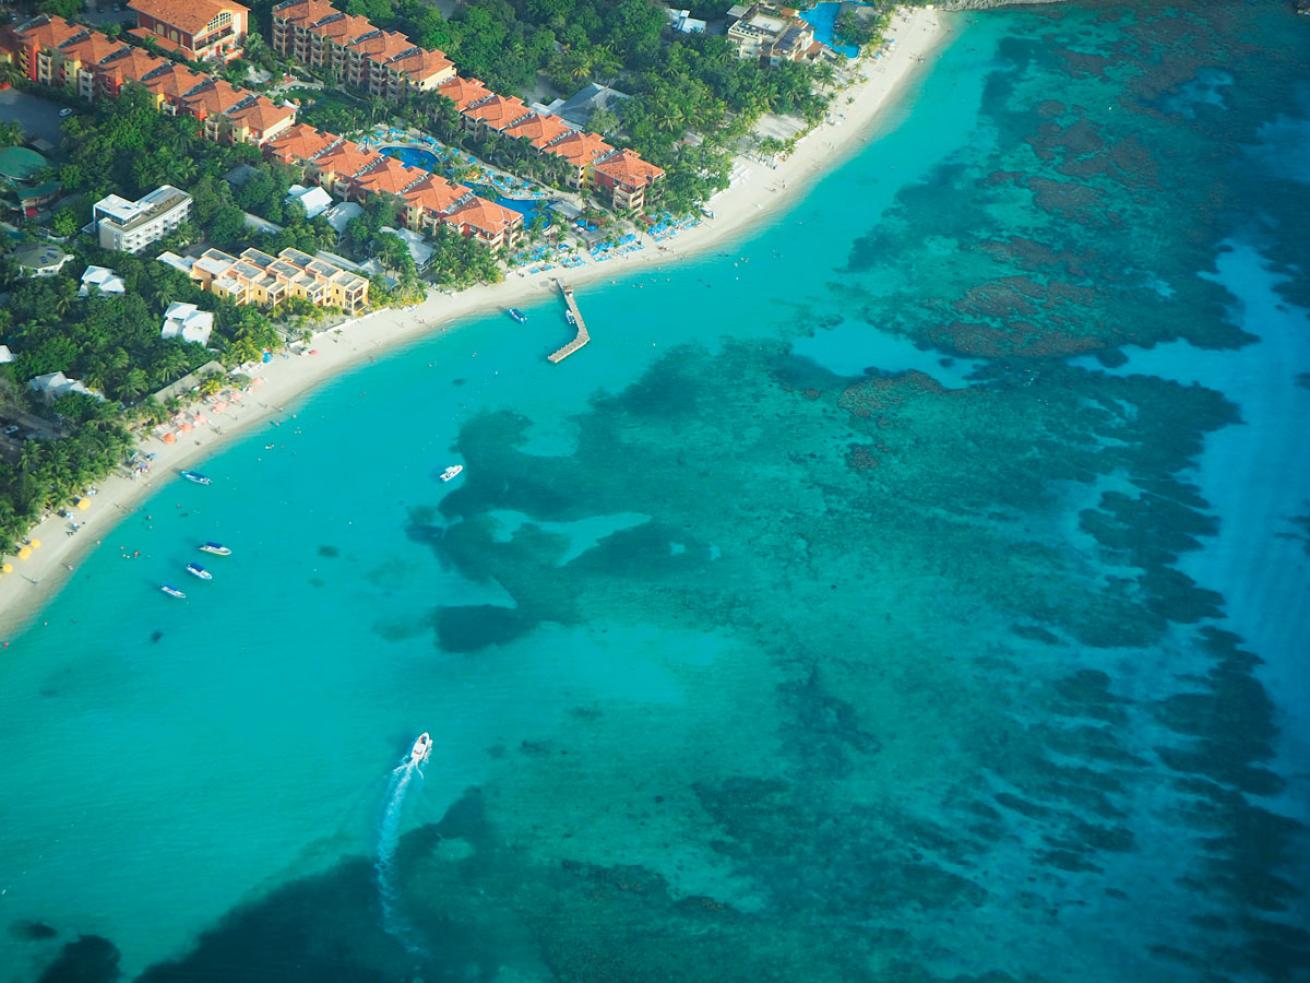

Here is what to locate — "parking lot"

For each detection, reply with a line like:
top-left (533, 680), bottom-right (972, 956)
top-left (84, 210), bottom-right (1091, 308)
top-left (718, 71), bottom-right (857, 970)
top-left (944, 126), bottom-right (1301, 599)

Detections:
top-left (0, 88), bottom-right (67, 146)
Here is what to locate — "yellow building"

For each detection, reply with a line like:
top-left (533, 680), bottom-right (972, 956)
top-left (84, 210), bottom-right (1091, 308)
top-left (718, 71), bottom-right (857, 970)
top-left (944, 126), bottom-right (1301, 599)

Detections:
top-left (190, 246), bottom-right (369, 313)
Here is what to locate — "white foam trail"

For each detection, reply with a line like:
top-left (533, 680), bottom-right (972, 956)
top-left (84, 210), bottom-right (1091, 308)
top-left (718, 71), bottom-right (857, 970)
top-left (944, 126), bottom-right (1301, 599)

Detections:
top-left (375, 755), bottom-right (425, 954)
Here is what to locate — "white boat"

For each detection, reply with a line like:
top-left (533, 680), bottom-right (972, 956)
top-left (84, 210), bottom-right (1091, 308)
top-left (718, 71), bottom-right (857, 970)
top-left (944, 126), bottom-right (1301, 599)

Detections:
top-left (160, 584), bottom-right (186, 599)
top-left (198, 542), bottom-right (231, 556)
top-left (180, 470), bottom-right (212, 486)
top-left (440, 464), bottom-right (463, 483)
top-left (186, 563), bottom-right (213, 581)
top-left (565, 310), bottom-right (577, 326)
top-left (410, 732), bottom-right (432, 766)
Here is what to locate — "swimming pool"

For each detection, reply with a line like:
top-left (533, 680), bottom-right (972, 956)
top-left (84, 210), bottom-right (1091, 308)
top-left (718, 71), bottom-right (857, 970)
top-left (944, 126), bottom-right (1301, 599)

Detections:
top-left (381, 145), bottom-right (441, 170)
top-left (801, 1), bottom-right (862, 58)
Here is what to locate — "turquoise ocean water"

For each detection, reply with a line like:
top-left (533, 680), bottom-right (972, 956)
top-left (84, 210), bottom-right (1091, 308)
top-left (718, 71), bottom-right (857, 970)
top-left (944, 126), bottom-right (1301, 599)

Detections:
top-left (3, 3), bottom-right (1310, 980)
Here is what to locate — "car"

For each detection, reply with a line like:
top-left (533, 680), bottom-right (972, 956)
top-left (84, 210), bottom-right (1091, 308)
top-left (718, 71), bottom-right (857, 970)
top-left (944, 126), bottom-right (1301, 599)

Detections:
top-left (2, 424), bottom-right (18, 436)
top-left (58, 107), bottom-right (73, 118)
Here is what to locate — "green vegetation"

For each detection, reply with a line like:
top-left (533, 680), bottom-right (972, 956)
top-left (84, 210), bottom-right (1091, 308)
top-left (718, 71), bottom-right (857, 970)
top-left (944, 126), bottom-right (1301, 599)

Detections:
top-left (836, 5), bottom-right (890, 50)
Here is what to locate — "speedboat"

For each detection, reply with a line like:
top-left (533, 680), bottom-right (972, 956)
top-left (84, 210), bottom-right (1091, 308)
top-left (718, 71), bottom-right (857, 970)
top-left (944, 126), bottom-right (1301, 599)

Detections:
top-left (198, 542), bottom-right (231, 556)
top-left (507, 308), bottom-right (527, 324)
top-left (440, 464), bottom-right (463, 483)
top-left (180, 470), bottom-right (212, 486)
top-left (410, 732), bottom-right (432, 766)
top-left (160, 584), bottom-right (186, 599)
top-left (565, 309), bottom-right (577, 326)
top-left (185, 563), bottom-right (212, 581)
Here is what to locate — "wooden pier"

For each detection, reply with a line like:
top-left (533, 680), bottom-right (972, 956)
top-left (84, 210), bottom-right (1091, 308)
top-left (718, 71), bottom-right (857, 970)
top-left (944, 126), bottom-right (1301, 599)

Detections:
top-left (547, 280), bottom-right (590, 363)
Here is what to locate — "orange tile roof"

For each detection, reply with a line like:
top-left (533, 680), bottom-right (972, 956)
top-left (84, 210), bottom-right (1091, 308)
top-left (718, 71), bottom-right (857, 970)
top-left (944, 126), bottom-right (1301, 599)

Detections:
top-left (128, 0), bottom-right (249, 38)
top-left (180, 78), bottom-right (248, 117)
top-left (504, 113), bottom-right (572, 150)
top-left (545, 130), bottom-right (613, 168)
top-left (462, 94), bottom-right (530, 131)
top-left (15, 15), bottom-right (85, 51)
top-left (58, 31), bottom-right (125, 66)
top-left (594, 149), bottom-right (665, 189)
top-left (353, 156), bottom-right (424, 196)
top-left (97, 47), bottom-right (168, 85)
top-left (227, 96), bottom-right (295, 134)
top-left (140, 63), bottom-right (208, 101)
top-left (352, 29), bottom-right (414, 64)
top-left (266, 122), bottom-right (339, 164)
top-left (128, 25), bottom-right (198, 57)
top-left (312, 139), bottom-right (380, 178)
top-left (446, 196), bottom-right (521, 237)
top-left (273, 0), bottom-right (338, 25)
top-left (403, 174), bottom-right (469, 216)
top-left (437, 75), bottom-right (491, 111)
top-left (314, 13), bottom-right (375, 46)
top-left (387, 47), bottom-right (453, 82)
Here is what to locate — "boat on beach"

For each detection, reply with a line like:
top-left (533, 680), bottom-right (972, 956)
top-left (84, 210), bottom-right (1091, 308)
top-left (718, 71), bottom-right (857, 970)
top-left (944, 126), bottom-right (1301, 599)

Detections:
top-left (185, 563), bottom-right (212, 581)
top-left (440, 464), bottom-right (463, 483)
top-left (410, 732), bottom-right (432, 766)
top-left (160, 584), bottom-right (186, 599)
top-left (198, 542), bottom-right (231, 556)
top-left (180, 470), bottom-right (212, 486)
top-left (507, 308), bottom-right (527, 324)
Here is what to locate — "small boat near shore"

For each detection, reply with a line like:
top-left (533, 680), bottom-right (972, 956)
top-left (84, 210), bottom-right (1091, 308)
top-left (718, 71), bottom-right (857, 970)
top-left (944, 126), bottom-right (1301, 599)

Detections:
top-left (440, 464), bottom-right (463, 483)
top-left (410, 732), bottom-right (432, 766)
top-left (160, 584), bottom-right (186, 599)
top-left (186, 563), bottom-right (212, 581)
top-left (507, 308), bottom-right (527, 324)
top-left (180, 470), bottom-right (212, 486)
top-left (198, 542), bottom-right (231, 556)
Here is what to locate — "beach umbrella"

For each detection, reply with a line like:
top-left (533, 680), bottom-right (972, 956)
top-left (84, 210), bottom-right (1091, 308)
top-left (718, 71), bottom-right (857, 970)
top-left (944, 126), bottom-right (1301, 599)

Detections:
top-left (30, 538), bottom-right (41, 548)
top-left (2, 563), bottom-right (12, 574)
top-left (179, 422), bottom-right (194, 433)
top-left (192, 415), bottom-right (207, 426)
top-left (76, 499), bottom-right (90, 511)
top-left (17, 546), bottom-right (30, 559)
top-left (211, 401), bottom-right (228, 412)
top-left (162, 432), bottom-right (177, 444)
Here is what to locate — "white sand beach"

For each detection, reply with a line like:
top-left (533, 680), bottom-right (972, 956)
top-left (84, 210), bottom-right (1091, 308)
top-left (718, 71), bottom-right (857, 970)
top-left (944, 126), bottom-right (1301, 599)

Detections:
top-left (0, 6), bottom-right (947, 634)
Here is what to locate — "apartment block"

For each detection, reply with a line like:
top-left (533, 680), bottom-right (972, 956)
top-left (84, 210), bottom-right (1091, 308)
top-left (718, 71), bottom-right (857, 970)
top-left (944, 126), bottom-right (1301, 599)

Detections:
top-left (128, 0), bottom-right (249, 63)
top-left (94, 185), bottom-right (193, 253)
top-left (189, 246), bottom-right (370, 312)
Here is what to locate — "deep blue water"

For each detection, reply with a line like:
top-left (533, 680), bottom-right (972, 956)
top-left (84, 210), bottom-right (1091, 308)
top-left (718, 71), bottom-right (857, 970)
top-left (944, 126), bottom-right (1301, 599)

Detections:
top-left (2, 4), bottom-right (1309, 982)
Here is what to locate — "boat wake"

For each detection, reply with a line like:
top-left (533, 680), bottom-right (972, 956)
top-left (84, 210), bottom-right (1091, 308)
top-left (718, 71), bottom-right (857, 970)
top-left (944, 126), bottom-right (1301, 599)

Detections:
top-left (375, 736), bottom-right (431, 955)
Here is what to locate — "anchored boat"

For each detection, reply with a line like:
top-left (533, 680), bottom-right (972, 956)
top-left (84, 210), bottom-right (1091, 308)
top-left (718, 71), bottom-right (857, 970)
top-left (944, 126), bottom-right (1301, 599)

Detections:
top-left (180, 470), bottom-right (212, 486)
top-left (440, 464), bottom-right (463, 483)
top-left (185, 563), bottom-right (212, 581)
top-left (160, 584), bottom-right (186, 599)
top-left (198, 542), bottom-right (231, 556)
top-left (507, 308), bottom-right (527, 324)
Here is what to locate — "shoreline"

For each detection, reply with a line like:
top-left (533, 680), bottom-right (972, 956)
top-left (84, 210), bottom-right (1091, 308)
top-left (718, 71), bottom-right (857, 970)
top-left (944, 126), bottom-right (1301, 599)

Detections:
top-left (0, 7), bottom-right (948, 637)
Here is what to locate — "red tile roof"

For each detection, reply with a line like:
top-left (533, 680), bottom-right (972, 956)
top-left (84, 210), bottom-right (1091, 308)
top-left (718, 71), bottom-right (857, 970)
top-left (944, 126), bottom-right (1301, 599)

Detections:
top-left (227, 96), bottom-right (295, 135)
top-left (128, 0), bottom-right (249, 38)
top-left (14, 15), bottom-right (85, 51)
top-left (272, 0), bottom-right (338, 26)
top-left (351, 29), bottom-right (414, 64)
top-left (437, 75), bottom-right (491, 111)
top-left (59, 31), bottom-right (125, 66)
top-left (504, 113), bottom-right (572, 150)
top-left (265, 122), bottom-right (339, 164)
top-left (594, 149), bottom-right (665, 189)
top-left (403, 174), bottom-right (470, 216)
top-left (386, 47), bottom-right (453, 83)
top-left (312, 139), bottom-right (381, 178)
top-left (96, 47), bottom-right (168, 85)
top-left (446, 196), bottom-right (522, 238)
top-left (313, 13), bottom-right (375, 46)
top-left (139, 62), bottom-right (209, 101)
top-left (352, 156), bottom-right (424, 196)
top-left (545, 130), bottom-right (614, 168)
top-left (462, 93), bottom-right (530, 131)
top-left (179, 78), bottom-right (248, 117)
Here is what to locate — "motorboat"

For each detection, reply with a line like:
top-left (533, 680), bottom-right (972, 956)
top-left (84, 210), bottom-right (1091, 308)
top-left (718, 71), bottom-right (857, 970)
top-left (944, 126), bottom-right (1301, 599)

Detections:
top-left (440, 464), bottom-right (463, 483)
top-left (180, 470), bottom-right (212, 486)
top-left (198, 542), bottom-right (231, 556)
top-left (565, 309), bottom-right (577, 326)
top-left (410, 732), bottom-right (432, 766)
top-left (507, 308), bottom-right (527, 324)
top-left (186, 563), bottom-right (213, 581)
top-left (160, 584), bottom-right (186, 599)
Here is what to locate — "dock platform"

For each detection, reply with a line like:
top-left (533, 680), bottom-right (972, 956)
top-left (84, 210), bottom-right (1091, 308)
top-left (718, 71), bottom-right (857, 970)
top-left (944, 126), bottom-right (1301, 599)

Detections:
top-left (548, 280), bottom-right (590, 363)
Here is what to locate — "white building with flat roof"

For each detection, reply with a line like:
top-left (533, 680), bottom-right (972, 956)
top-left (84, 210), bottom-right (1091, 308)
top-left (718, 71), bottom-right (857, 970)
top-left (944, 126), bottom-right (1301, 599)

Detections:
top-left (94, 185), bottom-right (193, 254)
top-left (160, 302), bottom-right (215, 346)
top-left (79, 265), bottom-right (127, 296)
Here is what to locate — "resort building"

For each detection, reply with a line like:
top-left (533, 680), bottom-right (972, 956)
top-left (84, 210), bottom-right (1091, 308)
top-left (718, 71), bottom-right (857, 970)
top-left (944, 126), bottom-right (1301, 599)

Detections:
top-left (0, 145), bottom-right (60, 218)
top-left (286, 183), bottom-right (333, 219)
top-left (593, 149), bottom-right (666, 212)
top-left (127, 0), bottom-right (250, 64)
top-left (726, 4), bottom-right (821, 64)
top-left (79, 265), bottom-right (128, 296)
top-left (542, 130), bottom-right (615, 188)
top-left (14, 241), bottom-right (72, 278)
top-left (160, 301), bottom-right (215, 346)
top-left (437, 75), bottom-right (492, 112)
top-left (0, 16), bottom-right (297, 151)
top-left (189, 246), bottom-right (370, 313)
top-left (462, 94), bottom-right (532, 136)
top-left (270, 0), bottom-right (456, 97)
top-left (28, 371), bottom-right (103, 402)
top-left (94, 185), bottom-right (193, 254)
